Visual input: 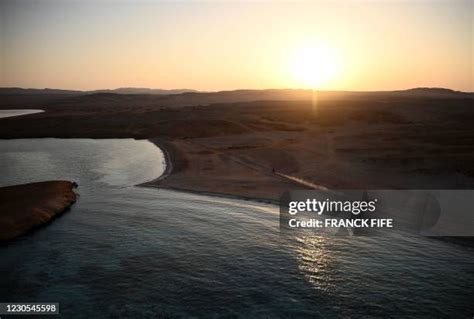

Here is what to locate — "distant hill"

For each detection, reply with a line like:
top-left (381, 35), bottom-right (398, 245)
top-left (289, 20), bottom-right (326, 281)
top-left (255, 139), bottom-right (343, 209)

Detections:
top-left (0, 88), bottom-right (83, 95)
top-left (0, 87), bottom-right (197, 95)
top-left (91, 87), bottom-right (197, 95)
top-left (0, 87), bottom-right (471, 100)
top-left (391, 87), bottom-right (473, 98)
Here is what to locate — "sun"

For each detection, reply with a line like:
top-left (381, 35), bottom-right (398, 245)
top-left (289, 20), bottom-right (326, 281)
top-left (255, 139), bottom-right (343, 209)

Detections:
top-left (289, 44), bottom-right (339, 88)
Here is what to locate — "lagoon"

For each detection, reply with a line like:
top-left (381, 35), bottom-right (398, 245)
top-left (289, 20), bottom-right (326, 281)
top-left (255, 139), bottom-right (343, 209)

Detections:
top-left (0, 109), bottom-right (44, 119)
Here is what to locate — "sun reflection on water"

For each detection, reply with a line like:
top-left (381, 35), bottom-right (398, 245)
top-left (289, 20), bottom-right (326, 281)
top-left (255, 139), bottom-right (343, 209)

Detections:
top-left (294, 234), bottom-right (336, 293)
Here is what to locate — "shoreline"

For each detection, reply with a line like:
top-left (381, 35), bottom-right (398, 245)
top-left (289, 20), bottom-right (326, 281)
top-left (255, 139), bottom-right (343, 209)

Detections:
top-left (139, 138), bottom-right (175, 184)
top-left (144, 184), bottom-right (280, 206)
top-left (139, 138), bottom-right (282, 205)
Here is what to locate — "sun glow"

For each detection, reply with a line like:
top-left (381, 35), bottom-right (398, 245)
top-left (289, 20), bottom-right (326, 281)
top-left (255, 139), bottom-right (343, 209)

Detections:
top-left (289, 44), bottom-right (340, 89)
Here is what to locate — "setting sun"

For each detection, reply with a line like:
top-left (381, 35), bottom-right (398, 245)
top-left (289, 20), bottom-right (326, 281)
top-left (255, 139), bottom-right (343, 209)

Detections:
top-left (289, 44), bottom-right (340, 88)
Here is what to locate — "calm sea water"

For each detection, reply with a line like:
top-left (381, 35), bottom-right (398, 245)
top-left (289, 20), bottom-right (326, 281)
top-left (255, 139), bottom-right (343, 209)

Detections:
top-left (0, 139), bottom-right (473, 318)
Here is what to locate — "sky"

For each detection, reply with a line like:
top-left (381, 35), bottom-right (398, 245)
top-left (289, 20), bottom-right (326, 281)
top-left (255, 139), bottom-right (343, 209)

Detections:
top-left (0, 0), bottom-right (472, 92)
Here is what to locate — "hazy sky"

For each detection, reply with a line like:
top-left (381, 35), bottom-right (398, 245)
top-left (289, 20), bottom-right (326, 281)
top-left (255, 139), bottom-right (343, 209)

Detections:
top-left (1, 0), bottom-right (472, 91)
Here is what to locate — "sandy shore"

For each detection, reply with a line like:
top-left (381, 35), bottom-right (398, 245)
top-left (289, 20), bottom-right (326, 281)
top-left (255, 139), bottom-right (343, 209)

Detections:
top-left (0, 181), bottom-right (77, 242)
top-left (141, 137), bottom-right (303, 202)
top-left (141, 122), bottom-right (474, 204)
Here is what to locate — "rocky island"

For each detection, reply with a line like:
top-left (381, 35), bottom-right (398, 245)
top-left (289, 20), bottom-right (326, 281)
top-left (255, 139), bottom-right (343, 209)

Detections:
top-left (0, 181), bottom-right (77, 242)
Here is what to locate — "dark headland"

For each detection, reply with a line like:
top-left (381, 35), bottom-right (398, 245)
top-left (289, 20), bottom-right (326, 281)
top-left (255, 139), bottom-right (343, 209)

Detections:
top-left (0, 181), bottom-right (77, 242)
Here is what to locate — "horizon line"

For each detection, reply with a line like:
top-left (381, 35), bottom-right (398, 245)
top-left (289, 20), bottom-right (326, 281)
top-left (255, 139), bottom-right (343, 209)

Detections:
top-left (1, 86), bottom-right (472, 94)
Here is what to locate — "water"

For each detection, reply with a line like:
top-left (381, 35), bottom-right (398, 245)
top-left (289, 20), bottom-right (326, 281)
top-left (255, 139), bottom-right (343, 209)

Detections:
top-left (0, 109), bottom-right (44, 119)
top-left (0, 139), bottom-right (473, 318)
